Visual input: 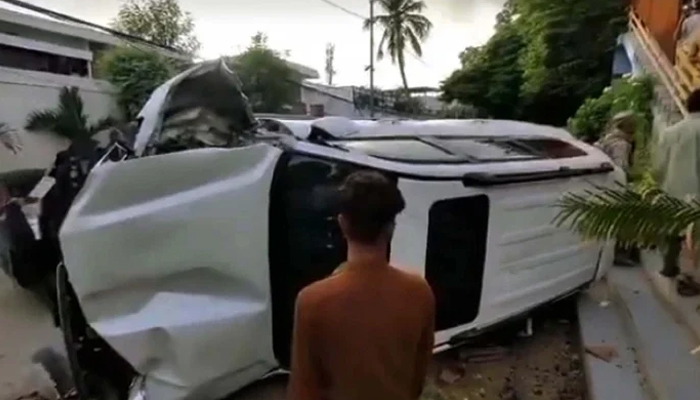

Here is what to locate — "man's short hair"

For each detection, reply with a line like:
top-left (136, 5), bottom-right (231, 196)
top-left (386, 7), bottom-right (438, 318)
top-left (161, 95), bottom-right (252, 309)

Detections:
top-left (687, 89), bottom-right (700, 113)
top-left (338, 170), bottom-right (406, 244)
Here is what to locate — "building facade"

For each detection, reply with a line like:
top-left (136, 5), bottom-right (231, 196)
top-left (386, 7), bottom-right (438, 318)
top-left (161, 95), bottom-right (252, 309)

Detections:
top-left (0, 6), bottom-right (191, 172)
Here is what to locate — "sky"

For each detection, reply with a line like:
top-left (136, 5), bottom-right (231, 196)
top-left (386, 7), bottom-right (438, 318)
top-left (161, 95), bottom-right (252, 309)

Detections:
top-left (1, 0), bottom-right (505, 89)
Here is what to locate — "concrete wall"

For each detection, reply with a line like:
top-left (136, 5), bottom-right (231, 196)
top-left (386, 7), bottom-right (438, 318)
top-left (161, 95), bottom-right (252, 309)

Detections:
top-left (300, 84), bottom-right (399, 119)
top-left (0, 66), bottom-right (118, 173)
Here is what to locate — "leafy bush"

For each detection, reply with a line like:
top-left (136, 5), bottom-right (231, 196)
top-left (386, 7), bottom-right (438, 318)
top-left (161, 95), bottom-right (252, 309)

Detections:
top-left (96, 46), bottom-right (176, 120)
top-left (568, 75), bottom-right (655, 182)
top-left (568, 75), bottom-right (654, 142)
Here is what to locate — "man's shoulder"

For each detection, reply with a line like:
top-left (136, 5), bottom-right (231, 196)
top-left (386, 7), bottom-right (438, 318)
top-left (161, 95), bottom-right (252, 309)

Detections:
top-left (666, 118), bottom-right (700, 140)
top-left (389, 266), bottom-right (435, 302)
top-left (296, 273), bottom-right (346, 307)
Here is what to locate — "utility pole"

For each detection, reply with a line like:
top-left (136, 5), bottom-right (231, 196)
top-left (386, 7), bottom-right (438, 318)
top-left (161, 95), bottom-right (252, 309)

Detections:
top-left (369, 0), bottom-right (375, 118)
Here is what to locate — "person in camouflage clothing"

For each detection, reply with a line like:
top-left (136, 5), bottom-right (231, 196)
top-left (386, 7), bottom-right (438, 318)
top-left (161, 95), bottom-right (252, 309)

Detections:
top-left (595, 111), bottom-right (636, 173)
top-left (595, 111), bottom-right (637, 266)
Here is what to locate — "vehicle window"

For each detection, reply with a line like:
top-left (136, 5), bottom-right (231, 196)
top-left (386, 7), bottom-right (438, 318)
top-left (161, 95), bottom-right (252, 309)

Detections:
top-left (269, 154), bottom-right (377, 366)
top-left (425, 195), bottom-right (489, 330)
top-left (330, 136), bottom-right (587, 163)
top-left (435, 138), bottom-right (537, 162)
top-left (514, 138), bottom-right (587, 159)
top-left (334, 139), bottom-right (459, 163)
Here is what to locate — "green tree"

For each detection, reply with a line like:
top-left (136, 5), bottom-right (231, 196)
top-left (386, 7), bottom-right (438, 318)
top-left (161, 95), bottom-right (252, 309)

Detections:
top-left (112, 0), bottom-right (200, 56)
top-left (364, 0), bottom-right (433, 90)
top-left (441, 22), bottom-right (525, 119)
top-left (25, 87), bottom-right (116, 141)
top-left (228, 33), bottom-right (298, 113)
top-left (96, 47), bottom-right (176, 121)
top-left (441, 0), bottom-right (627, 125)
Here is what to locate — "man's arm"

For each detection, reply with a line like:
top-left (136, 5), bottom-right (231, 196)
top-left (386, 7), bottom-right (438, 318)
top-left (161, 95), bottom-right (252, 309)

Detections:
top-left (412, 284), bottom-right (436, 399)
top-left (652, 131), bottom-right (670, 184)
top-left (288, 289), bottom-right (323, 400)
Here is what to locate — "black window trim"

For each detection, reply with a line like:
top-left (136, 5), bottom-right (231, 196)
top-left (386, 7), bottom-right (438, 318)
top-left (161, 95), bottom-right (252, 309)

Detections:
top-left (327, 134), bottom-right (588, 164)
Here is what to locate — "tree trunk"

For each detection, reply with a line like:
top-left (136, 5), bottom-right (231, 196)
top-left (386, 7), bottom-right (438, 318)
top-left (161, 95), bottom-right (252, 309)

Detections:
top-left (398, 52), bottom-right (409, 91)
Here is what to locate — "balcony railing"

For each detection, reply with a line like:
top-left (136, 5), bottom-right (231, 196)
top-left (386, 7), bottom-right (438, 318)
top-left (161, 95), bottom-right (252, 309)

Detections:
top-left (629, 9), bottom-right (689, 117)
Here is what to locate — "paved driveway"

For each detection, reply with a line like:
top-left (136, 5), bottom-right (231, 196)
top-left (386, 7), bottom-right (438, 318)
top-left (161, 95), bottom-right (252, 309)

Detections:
top-left (0, 268), bottom-right (63, 400)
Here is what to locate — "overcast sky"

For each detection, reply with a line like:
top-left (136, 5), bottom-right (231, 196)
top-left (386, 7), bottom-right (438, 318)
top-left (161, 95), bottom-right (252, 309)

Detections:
top-left (3, 0), bottom-right (505, 88)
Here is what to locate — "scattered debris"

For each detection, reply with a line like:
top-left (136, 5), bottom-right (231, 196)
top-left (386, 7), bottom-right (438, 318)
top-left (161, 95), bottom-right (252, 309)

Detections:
top-left (691, 345), bottom-right (700, 356)
top-left (438, 366), bottom-right (465, 384)
top-left (599, 300), bottom-right (611, 308)
top-left (585, 345), bottom-right (619, 363)
top-left (459, 347), bottom-right (510, 364)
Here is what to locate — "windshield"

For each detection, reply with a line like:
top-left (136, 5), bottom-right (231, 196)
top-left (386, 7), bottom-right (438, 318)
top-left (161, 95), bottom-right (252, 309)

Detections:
top-left (329, 136), bottom-right (587, 164)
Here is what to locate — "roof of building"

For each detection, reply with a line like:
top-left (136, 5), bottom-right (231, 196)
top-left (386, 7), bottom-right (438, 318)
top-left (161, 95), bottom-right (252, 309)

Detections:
top-left (0, 4), bottom-right (188, 60)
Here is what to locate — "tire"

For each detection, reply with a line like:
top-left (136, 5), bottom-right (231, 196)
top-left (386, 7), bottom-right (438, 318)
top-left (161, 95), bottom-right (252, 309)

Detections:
top-left (56, 262), bottom-right (91, 400)
top-left (56, 263), bottom-right (123, 400)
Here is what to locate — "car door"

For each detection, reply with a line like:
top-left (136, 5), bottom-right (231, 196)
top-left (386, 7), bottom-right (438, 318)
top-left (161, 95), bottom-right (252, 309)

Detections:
top-left (59, 144), bottom-right (282, 399)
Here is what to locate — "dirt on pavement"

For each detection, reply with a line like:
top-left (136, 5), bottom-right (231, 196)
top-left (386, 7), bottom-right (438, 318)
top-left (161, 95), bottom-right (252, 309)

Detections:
top-left (423, 300), bottom-right (586, 400)
top-left (229, 299), bottom-right (587, 400)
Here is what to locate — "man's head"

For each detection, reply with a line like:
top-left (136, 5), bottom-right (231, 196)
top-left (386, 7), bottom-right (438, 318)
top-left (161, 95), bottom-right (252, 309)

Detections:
top-left (687, 89), bottom-right (700, 113)
top-left (610, 111), bottom-right (637, 138)
top-left (337, 170), bottom-right (406, 247)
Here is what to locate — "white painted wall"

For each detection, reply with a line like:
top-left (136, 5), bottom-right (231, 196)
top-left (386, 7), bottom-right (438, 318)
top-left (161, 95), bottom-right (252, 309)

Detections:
top-left (300, 84), bottom-right (399, 119)
top-left (0, 66), bottom-right (118, 173)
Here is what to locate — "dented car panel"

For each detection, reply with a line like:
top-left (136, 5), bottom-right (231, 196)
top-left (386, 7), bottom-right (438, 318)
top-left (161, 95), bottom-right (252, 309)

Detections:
top-left (60, 145), bottom-right (281, 400)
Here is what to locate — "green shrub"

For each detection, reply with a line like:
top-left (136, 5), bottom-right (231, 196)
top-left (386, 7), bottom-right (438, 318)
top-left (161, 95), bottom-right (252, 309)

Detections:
top-left (569, 75), bottom-right (655, 183)
top-left (96, 46), bottom-right (176, 120)
top-left (568, 75), bottom-right (654, 143)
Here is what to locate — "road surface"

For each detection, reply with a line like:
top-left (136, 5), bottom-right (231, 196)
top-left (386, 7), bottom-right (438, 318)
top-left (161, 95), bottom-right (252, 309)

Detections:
top-left (0, 271), bottom-right (63, 400)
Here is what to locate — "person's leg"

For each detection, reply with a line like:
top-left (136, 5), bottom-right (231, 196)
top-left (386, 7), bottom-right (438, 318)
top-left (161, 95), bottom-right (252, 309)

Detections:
top-left (661, 236), bottom-right (683, 277)
top-left (614, 244), bottom-right (635, 267)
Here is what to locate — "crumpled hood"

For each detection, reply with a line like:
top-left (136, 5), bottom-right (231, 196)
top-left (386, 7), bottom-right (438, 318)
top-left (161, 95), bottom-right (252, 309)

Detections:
top-left (133, 59), bottom-right (256, 156)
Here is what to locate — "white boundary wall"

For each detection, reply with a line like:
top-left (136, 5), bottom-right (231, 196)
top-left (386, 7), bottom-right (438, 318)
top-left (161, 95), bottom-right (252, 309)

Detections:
top-left (0, 67), bottom-right (118, 173)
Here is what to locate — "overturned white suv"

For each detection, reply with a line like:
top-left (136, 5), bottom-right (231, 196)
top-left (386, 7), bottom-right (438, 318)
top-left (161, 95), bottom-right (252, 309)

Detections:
top-left (55, 60), bottom-right (618, 400)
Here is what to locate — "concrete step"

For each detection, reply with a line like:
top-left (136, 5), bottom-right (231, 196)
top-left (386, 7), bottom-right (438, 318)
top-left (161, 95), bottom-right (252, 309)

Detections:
top-left (579, 264), bottom-right (700, 400)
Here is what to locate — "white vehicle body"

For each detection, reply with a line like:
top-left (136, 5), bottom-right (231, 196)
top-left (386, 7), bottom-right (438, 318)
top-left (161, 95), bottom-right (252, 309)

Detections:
top-left (58, 61), bottom-right (618, 400)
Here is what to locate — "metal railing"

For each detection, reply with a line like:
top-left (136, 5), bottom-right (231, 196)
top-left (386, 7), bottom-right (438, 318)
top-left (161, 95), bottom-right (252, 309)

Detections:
top-left (629, 10), bottom-right (689, 117)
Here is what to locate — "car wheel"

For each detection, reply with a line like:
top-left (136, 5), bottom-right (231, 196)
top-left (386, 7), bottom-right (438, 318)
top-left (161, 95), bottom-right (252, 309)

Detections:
top-left (56, 263), bottom-right (120, 400)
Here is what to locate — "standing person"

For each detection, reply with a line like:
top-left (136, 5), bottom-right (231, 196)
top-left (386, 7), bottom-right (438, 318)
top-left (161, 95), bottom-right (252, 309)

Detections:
top-left (288, 170), bottom-right (436, 400)
top-left (595, 111), bottom-right (636, 173)
top-left (679, 1), bottom-right (700, 59)
top-left (595, 111), bottom-right (637, 266)
top-left (654, 89), bottom-right (700, 296)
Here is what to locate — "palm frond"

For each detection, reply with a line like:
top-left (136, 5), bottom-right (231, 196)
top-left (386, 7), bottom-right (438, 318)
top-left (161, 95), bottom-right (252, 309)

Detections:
top-left (0, 122), bottom-right (21, 154)
top-left (25, 110), bottom-right (60, 132)
top-left (405, 14), bottom-right (432, 39)
top-left (553, 183), bottom-right (700, 248)
top-left (404, 26), bottom-right (423, 56)
top-left (400, 0), bottom-right (426, 14)
top-left (57, 87), bottom-right (88, 133)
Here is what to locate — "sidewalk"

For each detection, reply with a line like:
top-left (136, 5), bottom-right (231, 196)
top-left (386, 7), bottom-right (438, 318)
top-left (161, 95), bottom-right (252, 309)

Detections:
top-left (0, 270), bottom-right (63, 400)
top-left (578, 259), bottom-right (700, 400)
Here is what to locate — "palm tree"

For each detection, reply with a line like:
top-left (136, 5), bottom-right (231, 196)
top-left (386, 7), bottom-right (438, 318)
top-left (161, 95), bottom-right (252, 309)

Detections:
top-left (25, 86), bottom-right (116, 142)
top-left (0, 122), bottom-right (21, 154)
top-left (364, 0), bottom-right (433, 91)
top-left (553, 183), bottom-right (700, 249)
